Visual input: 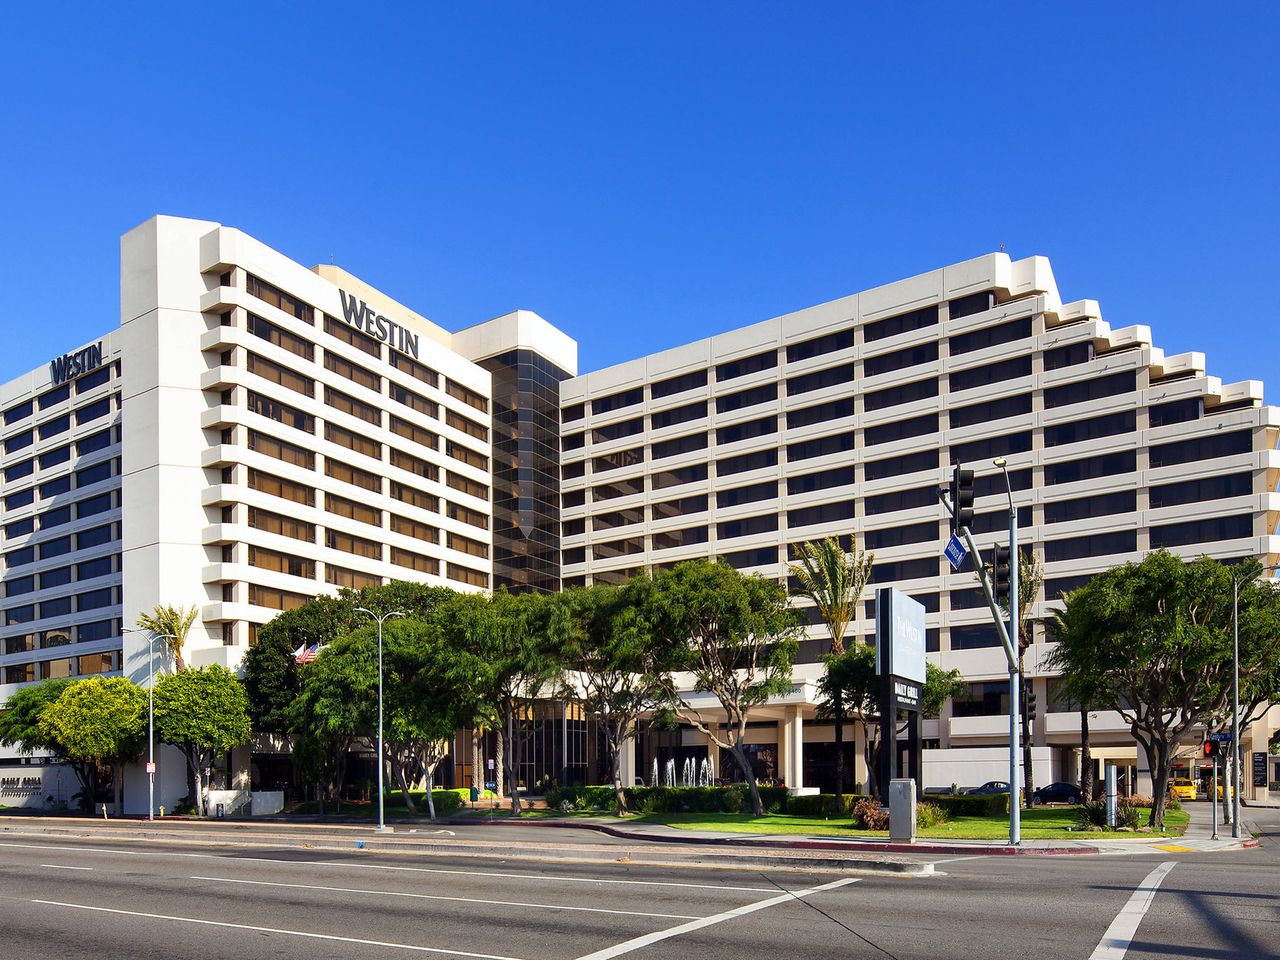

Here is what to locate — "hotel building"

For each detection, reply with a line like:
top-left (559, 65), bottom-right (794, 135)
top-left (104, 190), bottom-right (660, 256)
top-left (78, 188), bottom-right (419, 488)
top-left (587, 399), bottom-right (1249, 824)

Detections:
top-left (1, 216), bottom-right (1277, 809)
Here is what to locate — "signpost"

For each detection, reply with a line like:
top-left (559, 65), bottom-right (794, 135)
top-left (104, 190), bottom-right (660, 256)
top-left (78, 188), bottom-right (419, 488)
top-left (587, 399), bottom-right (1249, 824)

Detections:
top-left (875, 587), bottom-right (926, 802)
top-left (1254, 752), bottom-right (1268, 789)
top-left (943, 534), bottom-right (968, 571)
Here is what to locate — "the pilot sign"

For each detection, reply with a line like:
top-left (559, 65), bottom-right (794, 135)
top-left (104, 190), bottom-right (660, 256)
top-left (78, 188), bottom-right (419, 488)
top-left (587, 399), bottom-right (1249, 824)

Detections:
top-left (875, 587), bottom-right (926, 801)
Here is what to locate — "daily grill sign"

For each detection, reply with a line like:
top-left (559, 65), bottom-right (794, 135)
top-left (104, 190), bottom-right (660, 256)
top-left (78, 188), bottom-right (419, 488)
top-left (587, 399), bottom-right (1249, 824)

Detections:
top-left (338, 290), bottom-right (421, 360)
top-left (875, 587), bottom-right (927, 799)
top-left (49, 341), bottom-right (103, 386)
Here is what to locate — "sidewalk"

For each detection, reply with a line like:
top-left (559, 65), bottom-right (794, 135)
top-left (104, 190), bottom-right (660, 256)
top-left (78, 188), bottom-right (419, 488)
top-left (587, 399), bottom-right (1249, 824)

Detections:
top-left (443, 804), bottom-right (1261, 857)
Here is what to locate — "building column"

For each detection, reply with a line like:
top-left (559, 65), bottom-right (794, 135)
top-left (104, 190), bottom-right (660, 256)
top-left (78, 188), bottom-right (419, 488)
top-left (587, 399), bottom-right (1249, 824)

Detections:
top-left (779, 706), bottom-right (804, 792)
top-left (706, 722), bottom-right (721, 782)
top-left (853, 721), bottom-right (868, 794)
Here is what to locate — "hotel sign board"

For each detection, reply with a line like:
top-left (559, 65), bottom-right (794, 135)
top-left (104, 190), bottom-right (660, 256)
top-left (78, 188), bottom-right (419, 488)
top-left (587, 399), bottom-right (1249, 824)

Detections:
top-left (49, 341), bottom-right (103, 387)
top-left (875, 587), bottom-right (926, 687)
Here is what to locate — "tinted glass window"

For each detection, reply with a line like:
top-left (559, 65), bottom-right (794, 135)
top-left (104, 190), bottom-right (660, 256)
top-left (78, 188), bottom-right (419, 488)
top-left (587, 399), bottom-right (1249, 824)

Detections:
top-left (1043, 342), bottom-right (1093, 370)
top-left (1149, 430), bottom-right (1251, 467)
top-left (718, 448), bottom-right (778, 476)
top-left (786, 329), bottom-right (853, 363)
top-left (863, 378), bottom-right (938, 412)
top-left (1044, 411), bottom-right (1135, 447)
top-left (788, 500), bottom-right (855, 528)
top-left (1149, 514), bottom-right (1252, 548)
top-left (949, 316), bottom-right (1031, 355)
top-left (1045, 530), bottom-right (1137, 562)
top-left (787, 432), bottom-right (855, 462)
top-left (650, 369), bottom-right (707, 399)
top-left (715, 383), bottom-right (777, 414)
top-left (787, 397), bottom-right (854, 430)
top-left (864, 342), bottom-right (938, 378)
top-left (1044, 490), bottom-right (1137, 524)
top-left (865, 413), bottom-right (937, 446)
top-left (1148, 473), bottom-right (1251, 509)
top-left (1044, 450), bottom-right (1136, 485)
top-left (787, 466), bottom-right (854, 496)
top-left (949, 393), bottom-right (1031, 429)
top-left (650, 401), bottom-right (706, 430)
top-left (592, 387), bottom-right (643, 415)
top-left (716, 350), bottom-right (777, 382)
top-left (786, 364), bottom-right (854, 396)
top-left (716, 481), bottom-right (776, 509)
top-left (716, 416), bottom-right (776, 445)
top-left (1043, 370), bottom-right (1136, 409)
top-left (949, 355), bottom-right (1032, 393)
top-left (864, 449), bottom-right (938, 481)
top-left (863, 305), bottom-right (937, 343)
top-left (1148, 397), bottom-right (1202, 427)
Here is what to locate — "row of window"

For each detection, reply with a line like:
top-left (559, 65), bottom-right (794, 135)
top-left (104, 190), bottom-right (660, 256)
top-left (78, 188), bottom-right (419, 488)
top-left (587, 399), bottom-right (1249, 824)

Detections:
top-left (2, 618), bottom-right (118, 652)
top-left (3, 585), bottom-right (119, 619)
top-left (563, 295), bottom-right (1005, 422)
top-left (3, 651), bottom-right (118, 685)
top-left (2, 364), bottom-right (117, 428)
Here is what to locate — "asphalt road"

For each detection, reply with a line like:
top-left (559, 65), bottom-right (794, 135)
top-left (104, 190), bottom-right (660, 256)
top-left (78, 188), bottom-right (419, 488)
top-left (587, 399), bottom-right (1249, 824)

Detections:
top-left (0, 827), bottom-right (1273, 959)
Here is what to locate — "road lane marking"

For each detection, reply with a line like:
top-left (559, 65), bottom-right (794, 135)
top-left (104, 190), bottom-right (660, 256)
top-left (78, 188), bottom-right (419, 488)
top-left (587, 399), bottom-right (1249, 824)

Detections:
top-left (191, 875), bottom-right (701, 920)
top-left (310, 859), bottom-right (777, 893)
top-left (573, 876), bottom-right (860, 960)
top-left (30, 899), bottom-right (528, 959)
top-left (39, 864), bottom-right (93, 871)
top-left (0, 841), bottom-right (776, 892)
top-left (1087, 861), bottom-right (1176, 960)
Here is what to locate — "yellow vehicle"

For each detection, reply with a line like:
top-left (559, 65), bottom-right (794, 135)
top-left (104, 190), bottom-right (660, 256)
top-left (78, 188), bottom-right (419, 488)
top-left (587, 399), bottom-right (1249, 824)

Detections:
top-left (1168, 778), bottom-right (1197, 801)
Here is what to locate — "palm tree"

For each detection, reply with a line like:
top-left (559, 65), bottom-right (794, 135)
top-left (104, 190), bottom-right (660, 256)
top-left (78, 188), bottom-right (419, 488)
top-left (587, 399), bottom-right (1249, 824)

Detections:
top-left (136, 604), bottom-right (199, 672)
top-left (789, 537), bottom-right (873, 811)
top-left (1047, 587), bottom-right (1094, 800)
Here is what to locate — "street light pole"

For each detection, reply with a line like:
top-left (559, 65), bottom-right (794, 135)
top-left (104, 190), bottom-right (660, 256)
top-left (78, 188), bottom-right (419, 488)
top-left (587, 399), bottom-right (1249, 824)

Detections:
top-left (124, 627), bottom-right (176, 821)
top-left (355, 607), bottom-right (404, 831)
top-left (994, 458), bottom-right (1020, 845)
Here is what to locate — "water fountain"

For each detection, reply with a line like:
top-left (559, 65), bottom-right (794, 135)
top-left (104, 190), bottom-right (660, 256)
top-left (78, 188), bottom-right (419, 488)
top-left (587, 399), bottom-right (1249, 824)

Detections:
top-left (681, 757), bottom-right (693, 788)
top-left (651, 757), bottom-right (658, 788)
top-left (699, 758), bottom-right (711, 787)
top-left (664, 758), bottom-right (676, 788)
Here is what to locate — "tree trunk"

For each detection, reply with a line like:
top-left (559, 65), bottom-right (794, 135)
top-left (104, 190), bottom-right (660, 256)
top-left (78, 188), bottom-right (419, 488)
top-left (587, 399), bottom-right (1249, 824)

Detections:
top-left (1136, 732), bottom-right (1172, 830)
top-left (424, 762), bottom-right (437, 820)
top-left (864, 734), bottom-right (880, 801)
top-left (505, 706), bottom-right (522, 817)
top-left (1079, 708), bottom-right (1094, 801)
top-left (471, 728), bottom-right (482, 796)
top-left (1020, 654), bottom-right (1034, 806)
top-left (392, 753), bottom-right (418, 816)
top-left (833, 709), bottom-right (846, 813)
top-left (494, 724), bottom-right (506, 800)
top-left (188, 749), bottom-right (206, 818)
top-left (609, 724), bottom-right (628, 816)
top-left (113, 763), bottom-right (122, 816)
top-left (729, 741), bottom-right (764, 816)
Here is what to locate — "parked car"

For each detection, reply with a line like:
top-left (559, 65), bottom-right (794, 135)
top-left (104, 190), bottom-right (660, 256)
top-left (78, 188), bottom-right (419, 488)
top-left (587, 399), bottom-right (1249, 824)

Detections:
top-left (966, 781), bottom-right (1011, 795)
top-left (1168, 778), bottom-right (1197, 801)
top-left (1032, 782), bottom-right (1083, 805)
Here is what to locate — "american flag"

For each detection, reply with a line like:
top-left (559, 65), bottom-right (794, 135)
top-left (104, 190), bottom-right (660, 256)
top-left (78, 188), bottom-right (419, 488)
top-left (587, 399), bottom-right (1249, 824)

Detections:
top-left (293, 643), bottom-right (322, 664)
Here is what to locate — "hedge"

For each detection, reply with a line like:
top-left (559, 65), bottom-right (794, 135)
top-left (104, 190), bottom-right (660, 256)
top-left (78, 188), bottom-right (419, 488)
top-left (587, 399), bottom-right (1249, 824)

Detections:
top-left (931, 793), bottom-right (1012, 817)
top-left (785, 794), bottom-right (871, 817)
top-left (543, 784), bottom-right (789, 814)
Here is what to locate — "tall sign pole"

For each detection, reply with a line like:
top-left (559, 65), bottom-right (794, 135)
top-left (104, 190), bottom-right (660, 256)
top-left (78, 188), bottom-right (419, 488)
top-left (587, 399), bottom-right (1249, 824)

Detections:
top-left (998, 458), bottom-right (1021, 844)
top-left (355, 607), bottom-right (404, 831)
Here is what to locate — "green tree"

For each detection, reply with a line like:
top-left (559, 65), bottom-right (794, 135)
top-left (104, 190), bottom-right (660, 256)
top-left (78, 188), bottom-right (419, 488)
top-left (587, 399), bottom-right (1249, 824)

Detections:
top-left (240, 626), bottom-right (302, 734)
top-left (648, 560), bottom-right (799, 816)
top-left (789, 537), bottom-right (874, 811)
top-left (154, 666), bottom-right (252, 816)
top-left (996, 551), bottom-right (1044, 804)
top-left (1047, 587), bottom-right (1102, 801)
top-left (556, 580), bottom-right (675, 815)
top-left (0, 679), bottom-right (96, 808)
top-left (135, 604), bottom-right (199, 672)
top-left (39, 677), bottom-right (146, 811)
top-left (288, 642), bottom-right (368, 811)
top-left (1047, 551), bottom-right (1280, 828)
top-left (923, 661), bottom-right (964, 718)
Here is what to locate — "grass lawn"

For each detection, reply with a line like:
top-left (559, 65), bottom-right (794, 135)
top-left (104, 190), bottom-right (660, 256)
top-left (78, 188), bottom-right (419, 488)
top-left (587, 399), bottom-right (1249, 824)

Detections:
top-left (623, 806), bottom-right (1190, 840)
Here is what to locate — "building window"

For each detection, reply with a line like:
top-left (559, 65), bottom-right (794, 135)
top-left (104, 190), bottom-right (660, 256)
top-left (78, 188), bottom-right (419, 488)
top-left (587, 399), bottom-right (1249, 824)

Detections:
top-left (592, 476), bottom-right (645, 501)
top-left (328, 493), bottom-right (383, 527)
top-left (1148, 397), bottom-right (1203, 428)
top-left (1044, 411), bottom-right (1135, 447)
top-left (1044, 530), bottom-right (1138, 563)
top-left (325, 351), bottom-right (380, 391)
top-left (650, 400), bottom-right (706, 430)
top-left (651, 369), bottom-right (708, 399)
top-left (447, 563), bottom-right (488, 588)
top-left (326, 423), bottom-right (382, 460)
top-left (651, 494), bottom-right (708, 519)
top-left (447, 501), bottom-right (488, 529)
top-left (787, 500), bottom-right (855, 529)
top-left (249, 584), bottom-right (311, 611)
top-left (716, 350), bottom-right (777, 382)
top-left (250, 546), bottom-right (315, 579)
top-left (76, 525), bottom-right (114, 549)
top-left (1148, 473), bottom-right (1251, 509)
top-left (865, 413), bottom-right (937, 446)
top-left (864, 449), bottom-right (938, 482)
top-left (248, 468), bottom-right (315, 506)
top-left (1043, 491), bottom-right (1136, 524)
top-left (324, 313), bottom-right (380, 358)
top-left (77, 430), bottom-right (111, 456)
top-left (1149, 430), bottom-right (1252, 468)
top-left (716, 416), bottom-right (776, 446)
top-left (248, 353), bottom-right (314, 397)
top-left (390, 351), bottom-right (439, 387)
top-left (1043, 341), bottom-right (1093, 370)
top-left (787, 397), bottom-right (854, 430)
top-left (592, 417), bottom-right (644, 444)
top-left (1149, 514), bottom-right (1253, 549)
top-left (445, 379), bottom-right (488, 413)
top-left (325, 565), bottom-right (382, 589)
top-left (390, 447), bottom-right (438, 481)
top-left (39, 415), bottom-right (70, 440)
top-left (948, 316), bottom-right (1031, 356)
top-left (326, 529), bottom-right (381, 559)
top-left (652, 526), bottom-right (709, 549)
top-left (786, 432), bottom-right (854, 463)
top-left (1044, 451), bottom-right (1135, 486)
top-left (652, 432), bottom-right (708, 460)
top-left (390, 415), bottom-right (439, 450)
top-left (592, 387), bottom-right (643, 416)
top-left (949, 393), bottom-right (1031, 429)
top-left (948, 355), bottom-right (1032, 393)
top-left (717, 513), bottom-right (777, 539)
top-left (722, 546), bottom-right (778, 569)
top-left (248, 430), bottom-right (315, 470)
top-left (38, 384), bottom-right (71, 409)
top-left (248, 392), bottom-right (315, 433)
top-left (715, 383), bottom-right (777, 415)
top-left (864, 342), bottom-right (938, 378)
top-left (592, 447), bottom-right (644, 473)
top-left (247, 274), bottom-right (314, 323)
top-left (391, 547), bottom-right (440, 574)
top-left (786, 329), bottom-right (853, 363)
top-left (864, 485), bottom-right (936, 515)
top-left (863, 305), bottom-right (937, 343)
top-left (389, 382), bottom-right (438, 418)
top-left (650, 463), bottom-right (707, 490)
top-left (446, 440), bottom-right (488, 471)
top-left (718, 448), bottom-right (779, 475)
top-left (447, 471), bottom-right (489, 500)
top-left (863, 378), bottom-right (938, 413)
top-left (593, 508), bottom-right (645, 530)
top-left (716, 481), bottom-right (776, 509)
top-left (75, 398), bottom-right (111, 425)
top-left (325, 457), bottom-right (381, 493)
top-left (325, 386), bottom-right (381, 426)
top-left (1043, 370), bottom-right (1136, 409)
top-left (248, 507), bottom-right (315, 542)
top-left (248, 313), bottom-right (314, 361)
top-left (445, 409), bottom-right (488, 442)
top-left (786, 364), bottom-right (855, 397)
top-left (390, 513), bottom-right (437, 542)
top-left (448, 532), bottom-right (489, 559)
top-left (4, 400), bottom-right (32, 425)
top-left (562, 402), bottom-right (585, 422)
top-left (593, 537), bottom-right (645, 560)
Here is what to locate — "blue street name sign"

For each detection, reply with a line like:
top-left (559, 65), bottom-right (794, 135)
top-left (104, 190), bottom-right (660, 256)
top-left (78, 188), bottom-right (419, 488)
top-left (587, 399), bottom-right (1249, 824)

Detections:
top-left (1207, 732), bottom-right (1233, 742)
top-left (944, 533), bottom-right (969, 571)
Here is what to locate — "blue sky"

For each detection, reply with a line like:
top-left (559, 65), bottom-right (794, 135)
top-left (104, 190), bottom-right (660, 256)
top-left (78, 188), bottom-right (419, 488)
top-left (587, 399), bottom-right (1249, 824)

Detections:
top-left (1, 4), bottom-right (1276, 384)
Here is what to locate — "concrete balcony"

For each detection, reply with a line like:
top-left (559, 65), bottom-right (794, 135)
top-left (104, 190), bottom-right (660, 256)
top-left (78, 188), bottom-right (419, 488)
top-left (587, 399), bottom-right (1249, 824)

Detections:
top-left (949, 714), bottom-right (1013, 739)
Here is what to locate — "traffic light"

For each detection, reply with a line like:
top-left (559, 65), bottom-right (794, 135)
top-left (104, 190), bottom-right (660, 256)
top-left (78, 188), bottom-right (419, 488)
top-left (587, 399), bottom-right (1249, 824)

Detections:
top-left (1024, 680), bottom-right (1037, 721)
top-left (993, 544), bottom-right (1012, 603)
top-left (1203, 739), bottom-right (1219, 760)
top-left (950, 465), bottom-right (975, 531)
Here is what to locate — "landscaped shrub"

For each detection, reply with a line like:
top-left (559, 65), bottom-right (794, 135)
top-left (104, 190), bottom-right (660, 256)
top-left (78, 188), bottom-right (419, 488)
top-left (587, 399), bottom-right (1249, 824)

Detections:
top-left (932, 793), bottom-right (1011, 817)
top-left (853, 797), bottom-right (889, 830)
top-left (1075, 800), bottom-right (1140, 830)
top-left (425, 790), bottom-right (464, 816)
top-left (720, 785), bottom-right (748, 813)
top-left (543, 784), bottom-right (789, 815)
top-left (785, 794), bottom-right (872, 817)
top-left (1124, 795), bottom-right (1179, 812)
top-left (916, 801), bottom-right (949, 828)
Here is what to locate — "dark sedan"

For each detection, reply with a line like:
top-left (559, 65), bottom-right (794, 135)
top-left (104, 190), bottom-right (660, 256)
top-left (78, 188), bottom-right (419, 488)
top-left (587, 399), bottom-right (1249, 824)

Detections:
top-left (1033, 782), bottom-right (1083, 805)
top-left (965, 780), bottom-right (1011, 795)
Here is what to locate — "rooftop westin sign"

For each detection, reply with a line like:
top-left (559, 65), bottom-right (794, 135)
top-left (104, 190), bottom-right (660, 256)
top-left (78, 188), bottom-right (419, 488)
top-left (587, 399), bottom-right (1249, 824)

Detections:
top-left (339, 290), bottom-right (420, 360)
top-left (49, 341), bottom-right (103, 386)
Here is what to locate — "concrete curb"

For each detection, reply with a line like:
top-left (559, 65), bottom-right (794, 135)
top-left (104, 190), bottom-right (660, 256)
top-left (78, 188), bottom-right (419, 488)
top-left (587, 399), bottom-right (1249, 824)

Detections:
top-left (0, 821), bottom-right (935, 876)
top-left (440, 815), bottom-right (1101, 856)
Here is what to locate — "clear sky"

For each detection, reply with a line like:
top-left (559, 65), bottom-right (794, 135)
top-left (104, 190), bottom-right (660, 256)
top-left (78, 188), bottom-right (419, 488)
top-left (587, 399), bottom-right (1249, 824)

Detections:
top-left (1, 4), bottom-right (1276, 384)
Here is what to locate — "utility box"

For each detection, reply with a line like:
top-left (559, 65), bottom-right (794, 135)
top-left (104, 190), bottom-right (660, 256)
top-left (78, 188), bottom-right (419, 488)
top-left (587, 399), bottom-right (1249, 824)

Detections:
top-left (889, 778), bottom-right (917, 843)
